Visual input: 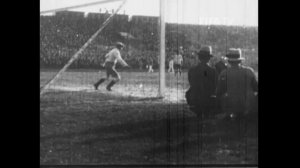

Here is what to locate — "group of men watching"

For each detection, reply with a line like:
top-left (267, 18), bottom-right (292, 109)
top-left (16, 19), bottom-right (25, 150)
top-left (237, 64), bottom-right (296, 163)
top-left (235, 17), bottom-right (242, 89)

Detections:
top-left (186, 46), bottom-right (258, 121)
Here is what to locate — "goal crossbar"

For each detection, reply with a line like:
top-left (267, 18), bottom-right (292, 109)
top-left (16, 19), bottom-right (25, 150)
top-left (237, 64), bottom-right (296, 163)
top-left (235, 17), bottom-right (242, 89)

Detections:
top-left (40, 0), bottom-right (124, 15)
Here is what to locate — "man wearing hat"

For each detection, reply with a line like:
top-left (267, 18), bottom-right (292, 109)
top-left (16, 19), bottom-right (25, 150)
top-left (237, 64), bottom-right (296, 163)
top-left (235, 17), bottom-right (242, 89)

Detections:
top-left (93, 42), bottom-right (130, 91)
top-left (216, 48), bottom-right (258, 120)
top-left (186, 46), bottom-right (217, 119)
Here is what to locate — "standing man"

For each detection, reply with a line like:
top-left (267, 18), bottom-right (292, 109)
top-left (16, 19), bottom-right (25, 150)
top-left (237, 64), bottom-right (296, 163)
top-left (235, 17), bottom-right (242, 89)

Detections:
top-left (173, 49), bottom-right (183, 76)
top-left (138, 57), bottom-right (144, 70)
top-left (186, 46), bottom-right (217, 119)
top-left (168, 57), bottom-right (174, 73)
top-left (216, 48), bottom-right (258, 119)
top-left (146, 56), bottom-right (154, 73)
top-left (93, 42), bottom-right (129, 91)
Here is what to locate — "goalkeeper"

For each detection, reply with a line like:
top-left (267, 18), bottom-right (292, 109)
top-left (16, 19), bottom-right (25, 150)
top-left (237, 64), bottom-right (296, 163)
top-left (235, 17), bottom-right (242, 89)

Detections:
top-left (93, 42), bottom-right (129, 91)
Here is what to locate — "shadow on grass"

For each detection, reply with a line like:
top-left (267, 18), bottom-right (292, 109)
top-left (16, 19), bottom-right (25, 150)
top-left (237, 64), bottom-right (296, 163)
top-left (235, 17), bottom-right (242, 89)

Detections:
top-left (41, 89), bottom-right (165, 103)
top-left (40, 90), bottom-right (257, 163)
top-left (41, 110), bottom-right (257, 147)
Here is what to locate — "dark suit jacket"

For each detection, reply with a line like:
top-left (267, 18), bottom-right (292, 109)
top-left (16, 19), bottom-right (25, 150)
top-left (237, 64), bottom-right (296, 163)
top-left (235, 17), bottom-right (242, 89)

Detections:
top-left (216, 65), bottom-right (258, 114)
top-left (186, 63), bottom-right (217, 109)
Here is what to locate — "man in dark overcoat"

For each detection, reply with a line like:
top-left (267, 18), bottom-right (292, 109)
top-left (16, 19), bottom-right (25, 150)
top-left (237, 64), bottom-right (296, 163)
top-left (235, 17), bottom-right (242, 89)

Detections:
top-left (186, 46), bottom-right (217, 119)
top-left (216, 48), bottom-right (258, 121)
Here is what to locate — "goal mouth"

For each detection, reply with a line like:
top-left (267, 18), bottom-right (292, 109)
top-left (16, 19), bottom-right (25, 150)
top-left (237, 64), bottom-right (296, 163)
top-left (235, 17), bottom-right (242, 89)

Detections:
top-left (40, 0), bottom-right (130, 96)
top-left (40, 0), bottom-right (168, 97)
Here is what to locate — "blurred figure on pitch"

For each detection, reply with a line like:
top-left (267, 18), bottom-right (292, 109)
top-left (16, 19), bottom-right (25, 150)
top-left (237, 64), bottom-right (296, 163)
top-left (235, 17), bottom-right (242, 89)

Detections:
top-left (138, 57), bottom-right (144, 70)
top-left (168, 57), bottom-right (174, 73)
top-left (215, 56), bottom-right (228, 76)
top-left (216, 48), bottom-right (258, 120)
top-left (186, 46), bottom-right (217, 119)
top-left (93, 42), bottom-right (130, 91)
top-left (173, 48), bottom-right (184, 76)
top-left (146, 56), bottom-right (154, 73)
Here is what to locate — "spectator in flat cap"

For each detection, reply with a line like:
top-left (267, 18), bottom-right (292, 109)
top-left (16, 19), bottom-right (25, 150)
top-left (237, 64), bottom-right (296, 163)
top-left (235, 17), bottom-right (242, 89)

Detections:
top-left (216, 48), bottom-right (258, 121)
top-left (186, 46), bottom-right (217, 119)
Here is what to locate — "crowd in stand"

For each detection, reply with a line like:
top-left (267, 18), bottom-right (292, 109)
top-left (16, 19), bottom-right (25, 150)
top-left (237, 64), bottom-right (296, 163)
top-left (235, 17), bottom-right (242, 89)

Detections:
top-left (40, 12), bottom-right (258, 71)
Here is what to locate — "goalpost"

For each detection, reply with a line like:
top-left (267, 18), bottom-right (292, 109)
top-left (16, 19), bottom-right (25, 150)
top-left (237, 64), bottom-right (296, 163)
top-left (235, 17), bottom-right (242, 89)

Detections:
top-left (40, 0), bottom-right (166, 97)
top-left (158, 0), bottom-right (166, 98)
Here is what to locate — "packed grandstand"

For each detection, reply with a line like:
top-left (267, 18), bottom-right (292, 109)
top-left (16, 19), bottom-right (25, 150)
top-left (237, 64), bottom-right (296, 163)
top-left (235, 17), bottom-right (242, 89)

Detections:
top-left (40, 10), bottom-right (258, 70)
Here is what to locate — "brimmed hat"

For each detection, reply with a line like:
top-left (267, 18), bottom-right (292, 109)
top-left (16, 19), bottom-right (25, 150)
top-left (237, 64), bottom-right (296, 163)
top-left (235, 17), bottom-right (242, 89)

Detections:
top-left (197, 46), bottom-right (213, 59)
top-left (116, 42), bottom-right (125, 48)
top-left (225, 48), bottom-right (244, 61)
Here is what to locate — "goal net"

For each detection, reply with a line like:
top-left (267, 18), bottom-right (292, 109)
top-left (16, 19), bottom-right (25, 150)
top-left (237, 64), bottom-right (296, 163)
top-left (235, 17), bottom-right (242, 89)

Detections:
top-left (40, 0), bottom-right (180, 100)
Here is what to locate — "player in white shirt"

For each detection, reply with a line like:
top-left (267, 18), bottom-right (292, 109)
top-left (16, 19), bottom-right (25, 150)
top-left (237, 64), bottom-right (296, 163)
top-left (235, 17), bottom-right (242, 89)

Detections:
top-left (173, 49), bottom-right (183, 76)
top-left (93, 42), bottom-right (129, 91)
top-left (168, 58), bottom-right (174, 73)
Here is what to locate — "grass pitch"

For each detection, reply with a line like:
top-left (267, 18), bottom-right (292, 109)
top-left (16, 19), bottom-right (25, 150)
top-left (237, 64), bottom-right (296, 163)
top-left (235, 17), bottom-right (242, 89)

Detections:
top-left (40, 69), bottom-right (258, 165)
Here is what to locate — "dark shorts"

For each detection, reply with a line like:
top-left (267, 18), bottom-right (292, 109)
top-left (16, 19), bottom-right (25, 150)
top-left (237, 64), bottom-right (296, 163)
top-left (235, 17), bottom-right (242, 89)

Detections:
top-left (174, 64), bottom-right (182, 70)
top-left (105, 62), bottom-right (119, 78)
